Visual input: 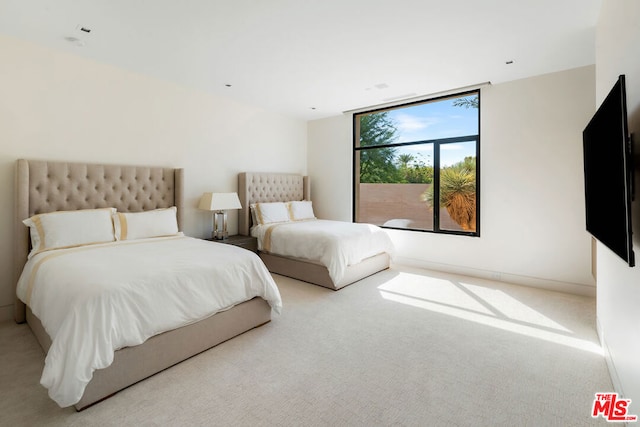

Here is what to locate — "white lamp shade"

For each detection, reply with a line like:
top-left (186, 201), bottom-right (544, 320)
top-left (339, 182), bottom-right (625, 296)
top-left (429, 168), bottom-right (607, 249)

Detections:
top-left (198, 192), bottom-right (242, 211)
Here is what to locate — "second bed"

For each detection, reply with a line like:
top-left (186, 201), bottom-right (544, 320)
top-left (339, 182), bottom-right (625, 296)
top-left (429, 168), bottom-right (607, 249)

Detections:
top-left (238, 172), bottom-right (394, 290)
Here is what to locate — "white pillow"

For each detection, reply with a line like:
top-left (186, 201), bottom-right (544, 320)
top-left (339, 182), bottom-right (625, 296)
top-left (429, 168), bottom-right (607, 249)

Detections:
top-left (252, 202), bottom-right (290, 225)
top-left (289, 200), bottom-right (316, 221)
top-left (113, 206), bottom-right (179, 240)
top-left (23, 208), bottom-right (116, 258)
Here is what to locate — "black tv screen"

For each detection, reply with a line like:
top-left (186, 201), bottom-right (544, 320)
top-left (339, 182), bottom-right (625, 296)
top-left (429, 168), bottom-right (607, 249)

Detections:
top-left (583, 74), bottom-right (634, 267)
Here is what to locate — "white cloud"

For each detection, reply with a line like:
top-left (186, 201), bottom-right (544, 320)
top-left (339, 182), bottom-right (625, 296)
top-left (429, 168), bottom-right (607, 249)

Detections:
top-left (395, 115), bottom-right (440, 143)
top-left (394, 113), bottom-right (440, 133)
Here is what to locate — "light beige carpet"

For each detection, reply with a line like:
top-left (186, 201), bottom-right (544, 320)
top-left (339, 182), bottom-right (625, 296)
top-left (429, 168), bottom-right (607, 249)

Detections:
top-left (0, 266), bottom-right (613, 426)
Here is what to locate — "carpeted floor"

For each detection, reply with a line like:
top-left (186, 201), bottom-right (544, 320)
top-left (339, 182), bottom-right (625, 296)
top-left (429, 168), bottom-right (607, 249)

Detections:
top-left (0, 266), bottom-right (613, 426)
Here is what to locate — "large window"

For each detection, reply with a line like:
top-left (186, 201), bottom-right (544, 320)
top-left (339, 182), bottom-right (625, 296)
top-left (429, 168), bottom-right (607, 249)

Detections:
top-left (353, 90), bottom-right (480, 236)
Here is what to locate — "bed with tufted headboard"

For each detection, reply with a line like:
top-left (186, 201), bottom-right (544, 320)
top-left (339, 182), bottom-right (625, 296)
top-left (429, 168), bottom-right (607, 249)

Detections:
top-left (238, 172), bottom-right (392, 290)
top-left (15, 159), bottom-right (278, 410)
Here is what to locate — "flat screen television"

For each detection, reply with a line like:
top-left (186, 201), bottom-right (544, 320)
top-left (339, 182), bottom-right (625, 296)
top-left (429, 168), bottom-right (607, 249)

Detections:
top-left (583, 74), bottom-right (635, 267)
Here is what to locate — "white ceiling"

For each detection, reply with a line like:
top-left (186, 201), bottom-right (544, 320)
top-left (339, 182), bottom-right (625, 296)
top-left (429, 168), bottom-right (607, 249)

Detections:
top-left (0, 0), bottom-right (602, 120)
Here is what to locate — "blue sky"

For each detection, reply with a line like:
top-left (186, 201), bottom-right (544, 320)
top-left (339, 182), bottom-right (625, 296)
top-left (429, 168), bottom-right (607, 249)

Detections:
top-left (387, 95), bottom-right (478, 167)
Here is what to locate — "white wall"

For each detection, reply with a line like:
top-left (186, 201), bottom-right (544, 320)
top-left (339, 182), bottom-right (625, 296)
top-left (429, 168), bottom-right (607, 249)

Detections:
top-left (308, 66), bottom-right (596, 295)
top-left (595, 0), bottom-right (640, 409)
top-left (0, 35), bottom-right (307, 320)
top-left (307, 115), bottom-right (353, 221)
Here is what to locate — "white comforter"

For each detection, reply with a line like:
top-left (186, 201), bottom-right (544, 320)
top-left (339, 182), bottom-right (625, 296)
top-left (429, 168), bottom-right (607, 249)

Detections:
top-left (251, 219), bottom-right (394, 284)
top-left (16, 235), bottom-right (282, 408)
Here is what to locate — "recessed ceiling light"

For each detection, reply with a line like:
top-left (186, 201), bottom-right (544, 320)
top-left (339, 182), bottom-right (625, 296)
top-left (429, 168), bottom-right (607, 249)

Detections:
top-left (309, 107), bottom-right (316, 110)
top-left (505, 60), bottom-right (514, 65)
top-left (74, 24), bottom-right (92, 34)
top-left (224, 84), bottom-right (232, 87)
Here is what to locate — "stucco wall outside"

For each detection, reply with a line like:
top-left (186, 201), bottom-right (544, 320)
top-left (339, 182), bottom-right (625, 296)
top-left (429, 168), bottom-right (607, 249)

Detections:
top-left (358, 183), bottom-right (463, 231)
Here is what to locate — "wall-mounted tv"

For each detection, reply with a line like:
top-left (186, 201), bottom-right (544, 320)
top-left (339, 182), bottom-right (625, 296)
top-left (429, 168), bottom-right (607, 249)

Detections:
top-left (583, 74), bottom-right (635, 267)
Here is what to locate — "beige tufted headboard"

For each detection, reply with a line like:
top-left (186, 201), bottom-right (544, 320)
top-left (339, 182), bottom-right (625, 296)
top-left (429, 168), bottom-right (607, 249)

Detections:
top-left (14, 159), bottom-right (184, 323)
top-left (238, 172), bottom-right (309, 236)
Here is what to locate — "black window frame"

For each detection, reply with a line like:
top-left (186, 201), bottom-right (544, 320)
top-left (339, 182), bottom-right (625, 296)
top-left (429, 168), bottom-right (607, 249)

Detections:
top-left (352, 89), bottom-right (481, 237)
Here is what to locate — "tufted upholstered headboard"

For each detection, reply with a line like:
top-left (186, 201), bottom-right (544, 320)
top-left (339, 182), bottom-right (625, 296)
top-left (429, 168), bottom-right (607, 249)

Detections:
top-left (14, 159), bottom-right (184, 322)
top-left (238, 172), bottom-right (309, 236)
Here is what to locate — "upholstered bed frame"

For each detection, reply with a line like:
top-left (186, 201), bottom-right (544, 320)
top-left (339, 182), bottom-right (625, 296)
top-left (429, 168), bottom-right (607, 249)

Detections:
top-left (238, 172), bottom-right (390, 290)
top-left (14, 159), bottom-right (271, 410)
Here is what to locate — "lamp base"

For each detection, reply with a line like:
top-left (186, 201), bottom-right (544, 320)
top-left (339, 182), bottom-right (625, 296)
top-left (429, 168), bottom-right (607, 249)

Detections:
top-left (213, 211), bottom-right (228, 240)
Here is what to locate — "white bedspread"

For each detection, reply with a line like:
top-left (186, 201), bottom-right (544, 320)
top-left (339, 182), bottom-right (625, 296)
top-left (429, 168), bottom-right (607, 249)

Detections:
top-left (16, 235), bottom-right (282, 408)
top-left (251, 219), bottom-right (394, 284)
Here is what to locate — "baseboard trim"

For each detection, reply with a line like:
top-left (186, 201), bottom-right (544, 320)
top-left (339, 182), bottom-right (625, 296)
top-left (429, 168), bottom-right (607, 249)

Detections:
top-left (596, 317), bottom-right (624, 396)
top-left (393, 256), bottom-right (596, 297)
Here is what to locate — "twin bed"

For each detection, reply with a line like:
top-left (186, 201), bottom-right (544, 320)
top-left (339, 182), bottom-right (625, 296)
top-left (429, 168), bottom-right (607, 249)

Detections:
top-left (238, 172), bottom-right (393, 290)
top-left (13, 161), bottom-right (393, 410)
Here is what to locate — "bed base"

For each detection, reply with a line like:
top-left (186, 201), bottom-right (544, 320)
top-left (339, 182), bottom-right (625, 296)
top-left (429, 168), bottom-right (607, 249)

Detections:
top-left (259, 252), bottom-right (390, 290)
top-left (27, 297), bottom-right (271, 410)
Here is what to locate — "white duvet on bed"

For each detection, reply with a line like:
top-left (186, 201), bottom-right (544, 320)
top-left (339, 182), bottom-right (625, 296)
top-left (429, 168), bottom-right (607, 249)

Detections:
top-left (16, 235), bottom-right (282, 408)
top-left (251, 219), bottom-right (394, 284)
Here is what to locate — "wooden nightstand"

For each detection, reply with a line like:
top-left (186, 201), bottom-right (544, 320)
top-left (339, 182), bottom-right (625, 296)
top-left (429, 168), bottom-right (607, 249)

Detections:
top-left (207, 235), bottom-right (258, 252)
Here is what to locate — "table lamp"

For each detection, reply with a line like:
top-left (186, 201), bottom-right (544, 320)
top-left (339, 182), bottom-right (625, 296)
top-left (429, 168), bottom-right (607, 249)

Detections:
top-left (198, 192), bottom-right (242, 240)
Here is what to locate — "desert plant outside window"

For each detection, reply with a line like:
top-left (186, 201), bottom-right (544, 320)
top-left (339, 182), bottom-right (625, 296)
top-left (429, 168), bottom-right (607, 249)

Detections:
top-left (353, 90), bottom-right (480, 236)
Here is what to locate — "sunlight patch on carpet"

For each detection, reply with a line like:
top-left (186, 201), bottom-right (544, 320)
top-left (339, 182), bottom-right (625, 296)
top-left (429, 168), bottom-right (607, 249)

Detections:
top-left (378, 272), bottom-right (602, 355)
